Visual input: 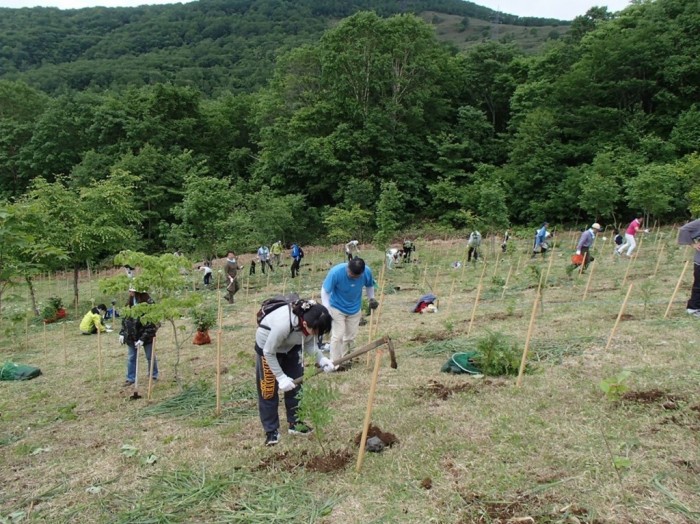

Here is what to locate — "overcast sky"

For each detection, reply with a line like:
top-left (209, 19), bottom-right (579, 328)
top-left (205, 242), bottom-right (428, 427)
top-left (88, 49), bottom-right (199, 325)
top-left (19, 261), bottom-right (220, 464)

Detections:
top-left (0, 0), bottom-right (633, 20)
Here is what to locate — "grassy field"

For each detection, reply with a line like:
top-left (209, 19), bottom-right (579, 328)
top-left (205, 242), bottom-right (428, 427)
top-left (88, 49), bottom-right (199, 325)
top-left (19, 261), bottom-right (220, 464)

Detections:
top-left (1, 229), bottom-right (699, 523)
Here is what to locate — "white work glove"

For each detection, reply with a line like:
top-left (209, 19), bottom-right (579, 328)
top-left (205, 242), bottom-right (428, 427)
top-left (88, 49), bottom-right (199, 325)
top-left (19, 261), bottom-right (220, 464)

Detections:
top-left (643, 229), bottom-right (650, 233)
top-left (576, 250), bottom-right (581, 256)
top-left (135, 340), bottom-right (144, 349)
top-left (318, 357), bottom-right (336, 373)
top-left (277, 375), bottom-right (296, 392)
top-left (119, 335), bottom-right (125, 345)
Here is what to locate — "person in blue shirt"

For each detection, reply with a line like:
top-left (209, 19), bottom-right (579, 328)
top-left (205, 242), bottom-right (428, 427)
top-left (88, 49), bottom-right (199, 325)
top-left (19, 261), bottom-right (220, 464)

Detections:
top-left (321, 258), bottom-right (378, 364)
top-left (532, 222), bottom-right (549, 258)
top-left (290, 243), bottom-right (303, 278)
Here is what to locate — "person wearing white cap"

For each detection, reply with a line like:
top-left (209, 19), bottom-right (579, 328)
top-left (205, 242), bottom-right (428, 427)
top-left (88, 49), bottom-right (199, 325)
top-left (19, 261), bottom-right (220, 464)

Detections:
top-left (575, 223), bottom-right (602, 271)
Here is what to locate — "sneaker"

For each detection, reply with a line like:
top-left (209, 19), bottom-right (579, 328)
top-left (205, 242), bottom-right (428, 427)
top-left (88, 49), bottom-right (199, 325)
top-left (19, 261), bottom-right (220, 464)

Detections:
top-left (265, 430), bottom-right (280, 446)
top-left (288, 423), bottom-right (313, 435)
top-left (122, 380), bottom-right (134, 387)
top-left (686, 309), bottom-right (700, 314)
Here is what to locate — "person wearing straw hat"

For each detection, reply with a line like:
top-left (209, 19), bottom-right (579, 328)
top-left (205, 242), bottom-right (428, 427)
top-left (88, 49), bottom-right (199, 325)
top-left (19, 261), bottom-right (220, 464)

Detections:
top-left (575, 223), bottom-right (602, 271)
top-left (119, 286), bottom-right (159, 387)
top-left (678, 219), bottom-right (700, 318)
top-left (321, 257), bottom-right (377, 365)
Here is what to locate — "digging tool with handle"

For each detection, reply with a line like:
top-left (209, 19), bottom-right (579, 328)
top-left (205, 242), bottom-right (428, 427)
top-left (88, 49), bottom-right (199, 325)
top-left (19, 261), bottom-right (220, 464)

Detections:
top-left (293, 336), bottom-right (397, 385)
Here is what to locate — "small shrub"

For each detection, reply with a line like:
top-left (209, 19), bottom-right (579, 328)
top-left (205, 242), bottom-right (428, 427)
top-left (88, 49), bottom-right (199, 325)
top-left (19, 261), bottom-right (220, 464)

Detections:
top-left (296, 371), bottom-right (338, 453)
top-left (190, 304), bottom-right (216, 332)
top-left (473, 331), bottom-right (520, 376)
top-left (599, 370), bottom-right (631, 401)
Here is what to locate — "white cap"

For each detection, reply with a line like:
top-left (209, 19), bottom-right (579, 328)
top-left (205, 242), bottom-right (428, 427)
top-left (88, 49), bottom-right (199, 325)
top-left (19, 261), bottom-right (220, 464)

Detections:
top-left (592, 223), bottom-right (602, 230)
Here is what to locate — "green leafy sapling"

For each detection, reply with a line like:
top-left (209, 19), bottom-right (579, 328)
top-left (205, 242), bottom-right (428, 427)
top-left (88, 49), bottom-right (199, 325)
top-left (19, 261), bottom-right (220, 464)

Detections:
top-left (295, 369), bottom-right (339, 454)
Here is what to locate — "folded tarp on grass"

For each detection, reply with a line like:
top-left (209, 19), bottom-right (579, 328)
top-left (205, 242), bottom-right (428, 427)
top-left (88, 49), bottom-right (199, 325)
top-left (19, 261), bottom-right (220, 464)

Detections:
top-left (0, 362), bottom-right (42, 381)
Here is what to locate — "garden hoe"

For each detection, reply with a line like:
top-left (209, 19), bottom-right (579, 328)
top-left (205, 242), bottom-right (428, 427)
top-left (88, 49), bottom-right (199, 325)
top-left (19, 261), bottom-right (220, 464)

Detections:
top-left (131, 349), bottom-right (142, 400)
top-left (294, 335), bottom-right (397, 386)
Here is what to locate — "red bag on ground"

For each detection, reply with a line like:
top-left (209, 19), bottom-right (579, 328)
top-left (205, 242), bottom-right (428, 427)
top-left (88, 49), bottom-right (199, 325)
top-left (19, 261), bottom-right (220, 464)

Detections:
top-left (193, 330), bottom-right (211, 345)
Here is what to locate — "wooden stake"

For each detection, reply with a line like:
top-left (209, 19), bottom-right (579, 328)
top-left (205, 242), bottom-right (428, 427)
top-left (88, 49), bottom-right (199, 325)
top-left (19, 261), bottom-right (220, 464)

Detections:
top-left (653, 244), bottom-right (665, 277)
top-left (62, 323), bottom-right (67, 366)
top-left (43, 322), bottom-right (47, 355)
top-left (491, 251), bottom-right (501, 277)
top-left (621, 252), bottom-right (634, 287)
top-left (664, 260), bottom-right (689, 319)
top-left (516, 293), bottom-right (539, 387)
top-left (605, 283), bottom-right (634, 350)
top-left (216, 328), bottom-right (222, 417)
top-left (432, 268), bottom-right (441, 295)
top-left (501, 264), bottom-right (514, 300)
top-left (446, 276), bottom-right (457, 314)
top-left (544, 245), bottom-right (556, 286)
top-left (147, 337), bottom-right (157, 400)
top-left (97, 328), bottom-right (103, 380)
top-left (466, 284), bottom-right (482, 336)
top-left (356, 348), bottom-right (383, 473)
top-left (582, 256), bottom-right (596, 301)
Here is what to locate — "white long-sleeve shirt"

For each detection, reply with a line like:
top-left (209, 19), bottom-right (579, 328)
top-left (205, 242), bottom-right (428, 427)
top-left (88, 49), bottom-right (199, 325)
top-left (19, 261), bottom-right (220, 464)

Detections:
top-left (255, 305), bottom-right (324, 378)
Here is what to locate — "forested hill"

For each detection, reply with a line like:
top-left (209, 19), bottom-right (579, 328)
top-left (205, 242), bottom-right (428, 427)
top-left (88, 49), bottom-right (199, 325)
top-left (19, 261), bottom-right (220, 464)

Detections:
top-left (0, 0), bottom-right (566, 94)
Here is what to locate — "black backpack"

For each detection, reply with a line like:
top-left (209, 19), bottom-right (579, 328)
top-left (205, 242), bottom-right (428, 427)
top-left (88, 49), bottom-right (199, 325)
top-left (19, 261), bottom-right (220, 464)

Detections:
top-left (298, 247), bottom-right (304, 258)
top-left (256, 293), bottom-right (300, 331)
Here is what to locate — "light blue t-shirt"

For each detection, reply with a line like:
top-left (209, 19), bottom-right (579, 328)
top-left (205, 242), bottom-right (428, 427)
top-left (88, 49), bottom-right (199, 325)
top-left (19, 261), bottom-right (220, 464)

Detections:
top-left (322, 263), bottom-right (374, 315)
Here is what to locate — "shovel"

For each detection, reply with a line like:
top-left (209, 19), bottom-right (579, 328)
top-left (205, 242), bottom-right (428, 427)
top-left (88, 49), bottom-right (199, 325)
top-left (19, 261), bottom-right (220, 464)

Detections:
top-left (131, 345), bottom-right (142, 400)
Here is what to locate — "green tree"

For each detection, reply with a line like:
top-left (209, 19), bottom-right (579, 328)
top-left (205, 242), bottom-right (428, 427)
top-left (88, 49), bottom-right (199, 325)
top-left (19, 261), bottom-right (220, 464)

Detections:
top-left (20, 170), bottom-right (139, 307)
top-left (625, 164), bottom-right (679, 221)
top-left (323, 205), bottom-right (373, 244)
top-left (375, 181), bottom-right (404, 245)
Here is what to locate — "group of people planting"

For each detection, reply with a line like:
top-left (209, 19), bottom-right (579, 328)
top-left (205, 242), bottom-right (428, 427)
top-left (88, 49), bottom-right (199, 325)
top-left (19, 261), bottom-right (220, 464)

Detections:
top-left (85, 213), bottom-right (700, 447)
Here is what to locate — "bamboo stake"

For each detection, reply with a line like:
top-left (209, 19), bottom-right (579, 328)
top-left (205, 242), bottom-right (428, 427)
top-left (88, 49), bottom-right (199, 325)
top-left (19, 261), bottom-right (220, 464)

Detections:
top-left (421, 264), bottom-right (429, 290)
top-left (466, 284), bottom-right (482, 336)
top-left (515, 252), bottom-right (524, 273)
top-left (544, 245), bottom-right (556, 286)
top-left (582, 256), bottom-right (596, 301)
top-left (147, 337), bottom-right (157, 400)
top-left (216, 272), bottom-right (223, 416)
top-left (501, 264), bottom-right (514, 300)
top-left (62, 323), bottom-right (67, 366)
top-left (356, 348), bottom-right (383, 473)
top-left (621, 252), bottom-right (635, 287)
top-left (446, 276), bottom-right (457, 314)
top-left (491, 251), bottom-right (501, 277)
top-left (653, 244), bottom-right (665, 278)
top-left (605, 284), bottom-right (634, 350)
top-left (516, 293), bottom-right (539, 387)
top-left (25, 315), bottom-right (29, 350)
top-left (97, 328), bottom-right (103, 381)
top-left (664, 260), bottom-right (689, 319)
top-left (43, 321), bottom-right (47, 355)
top-left (432, 268), bottom-right (441, 295)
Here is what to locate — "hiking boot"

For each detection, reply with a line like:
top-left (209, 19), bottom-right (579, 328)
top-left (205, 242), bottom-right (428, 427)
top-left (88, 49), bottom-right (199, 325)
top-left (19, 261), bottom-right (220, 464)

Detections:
top-left (265, 430), bottom-right (280, 446)
top-left (288, 423), bottom-right (313, 435)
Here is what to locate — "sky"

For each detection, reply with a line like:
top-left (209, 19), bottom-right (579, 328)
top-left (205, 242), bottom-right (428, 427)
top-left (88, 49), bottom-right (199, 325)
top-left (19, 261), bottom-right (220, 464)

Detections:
top-left (0, 0), bottom-right (633, 20)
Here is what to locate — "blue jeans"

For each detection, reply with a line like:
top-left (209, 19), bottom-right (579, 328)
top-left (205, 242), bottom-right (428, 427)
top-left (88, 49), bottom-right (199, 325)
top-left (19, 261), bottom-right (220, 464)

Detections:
top-left (126, 342), bottom-right (159, 382)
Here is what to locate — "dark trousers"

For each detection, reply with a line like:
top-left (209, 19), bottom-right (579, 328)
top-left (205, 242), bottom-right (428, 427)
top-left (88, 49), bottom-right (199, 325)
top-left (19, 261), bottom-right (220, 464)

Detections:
top-left (226, 279), bottom-right (240, 304)
top-left (203, 273), bottom-right (212, 286)
top-left (255, 344), bottom-right (302, 433)
top-left (249, 262), bottom-right (255, 275)
top-left (260, 260), bottom-right (273, 274)
top-left (403, 248), bottom-right (412, 262)
top-left (581, 248), bottom-right (594, 270)
top-left (688, 263), bottom-right (700, 310)
top-left (291, 258), bottom-right (301, 278)
top-left (468, 247), bottom-right (479, 262)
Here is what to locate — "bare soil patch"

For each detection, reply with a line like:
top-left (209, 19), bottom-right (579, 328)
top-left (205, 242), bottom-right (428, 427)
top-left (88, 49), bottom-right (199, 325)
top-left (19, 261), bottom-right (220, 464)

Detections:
top-left (255, 448), bottom-right (353, 473)
top-left (414, 380), bottom-right (475, 400)
top-left (353, 424), bottom-right (399, 448)
top-left (410, 331), bottom-right (454, 343)
top-left (620, 389), bottom-right (680, 404)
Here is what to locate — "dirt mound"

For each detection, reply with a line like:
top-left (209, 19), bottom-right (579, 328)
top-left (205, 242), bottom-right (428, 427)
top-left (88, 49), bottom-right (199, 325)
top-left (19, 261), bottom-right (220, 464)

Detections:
top-left (255, 448), bottom-right (353, 473)
top-left (353, 424), bottom-right (399, 448)
top-left (410, 331), bottom-right (454, 343)
top-left (621, 389), bottom-right (680, 403)
top-left (415, 380), bottom-right (475, 400)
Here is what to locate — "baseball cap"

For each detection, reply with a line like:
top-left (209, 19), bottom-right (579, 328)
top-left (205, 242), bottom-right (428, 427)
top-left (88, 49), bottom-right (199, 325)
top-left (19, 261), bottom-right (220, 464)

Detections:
top-left (592, 223), bottom-right (602, 230)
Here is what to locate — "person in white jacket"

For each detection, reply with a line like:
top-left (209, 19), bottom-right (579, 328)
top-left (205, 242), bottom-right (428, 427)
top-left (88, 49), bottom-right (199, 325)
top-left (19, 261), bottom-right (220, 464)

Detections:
top-left (255, 299), bottom-right (335, 446)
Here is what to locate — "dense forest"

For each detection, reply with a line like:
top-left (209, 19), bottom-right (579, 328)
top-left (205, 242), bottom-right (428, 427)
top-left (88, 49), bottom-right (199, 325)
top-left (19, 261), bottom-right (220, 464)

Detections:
top-left (0, 0), bottom-right (699, 270)
top-left (0, 0), bottom-right (564, 94)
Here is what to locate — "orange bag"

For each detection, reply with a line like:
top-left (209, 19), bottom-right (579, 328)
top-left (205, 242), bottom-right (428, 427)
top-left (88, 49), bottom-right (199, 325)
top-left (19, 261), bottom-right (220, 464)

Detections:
top-left (571, 253), bottom-right (584, 265)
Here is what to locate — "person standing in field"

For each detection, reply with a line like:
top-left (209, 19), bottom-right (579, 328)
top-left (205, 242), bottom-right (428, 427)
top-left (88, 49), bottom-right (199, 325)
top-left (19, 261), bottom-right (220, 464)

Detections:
top-left (345, 240), bottom-right (360, 261)
top-left (290, 243), bottom-right (303, 278)
top-left (321, 257), bottom-right (377, 364)
top-left (678, 219), bottom-right (700, 318)
top-left (225, 251), bottom-right (240, 304)
top-left (575, 223), bottom-right (601, 271)
top-left (616, 214), bottom-right (645, 257)
top-left (257, 245), bottom-right (274, 273)
top-left (271, 240), bottom-right (283, 267)
top-left (532, 222), bottom-right (549, 257)
top-left (467, 230), bottom-right (482, 263)
top-left (402, 239), bottom-right (415, 262)
top-left (119, 288), bottom-right (159, 386)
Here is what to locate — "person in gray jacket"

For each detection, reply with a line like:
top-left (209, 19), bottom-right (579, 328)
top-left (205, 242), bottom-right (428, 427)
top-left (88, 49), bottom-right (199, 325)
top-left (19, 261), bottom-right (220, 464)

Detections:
top-left (575, 223), bottom-right (601, 270)
top-left (678, 219), bottom-right (700, 317)
top-left (255, 299), bottom-right (335, 446)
